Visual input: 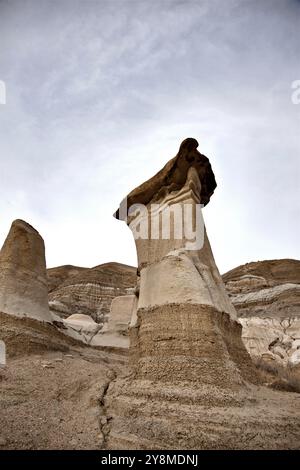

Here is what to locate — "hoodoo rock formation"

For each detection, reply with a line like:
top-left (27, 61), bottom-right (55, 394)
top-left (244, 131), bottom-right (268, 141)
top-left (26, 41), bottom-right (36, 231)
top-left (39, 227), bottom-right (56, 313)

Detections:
top-left (114, 138), bottom-right (255, 385)
top-left (0, 220), bottom-right (52, 323)
top-left (102, 138), bottom-right (300, 450)
top-left (0, 145), bottom-right (300, 450)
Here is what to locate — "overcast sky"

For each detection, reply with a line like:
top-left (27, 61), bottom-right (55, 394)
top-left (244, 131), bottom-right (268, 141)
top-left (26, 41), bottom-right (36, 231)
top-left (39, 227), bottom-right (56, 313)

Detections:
top-left (0, 0), bottom-right (299, 274)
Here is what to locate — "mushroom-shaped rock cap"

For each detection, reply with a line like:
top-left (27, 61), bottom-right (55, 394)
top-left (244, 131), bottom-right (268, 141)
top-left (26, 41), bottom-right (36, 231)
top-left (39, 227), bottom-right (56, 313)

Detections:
top-left (179, 137), bottom-right (199, 152)
top-left (114, 138), bottom-right (217, 220)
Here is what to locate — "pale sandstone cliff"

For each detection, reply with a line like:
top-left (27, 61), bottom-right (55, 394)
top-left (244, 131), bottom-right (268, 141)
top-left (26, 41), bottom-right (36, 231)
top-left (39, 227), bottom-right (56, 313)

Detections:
top-left (223, 259), bottom-right (300, 370)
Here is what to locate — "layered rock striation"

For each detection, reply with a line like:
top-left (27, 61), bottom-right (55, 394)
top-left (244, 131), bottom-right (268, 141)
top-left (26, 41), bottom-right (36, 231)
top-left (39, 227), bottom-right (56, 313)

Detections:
top-left (48, 262), bottom-right (136, 324)
top-left (223, 259), bottom-right (300, 367)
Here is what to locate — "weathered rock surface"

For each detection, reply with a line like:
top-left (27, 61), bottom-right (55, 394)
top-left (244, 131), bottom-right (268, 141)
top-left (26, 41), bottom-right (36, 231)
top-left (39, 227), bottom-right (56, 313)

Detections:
top-left (91, 295), bottom-right (137, 349)
top-left (63, 314), bottom-right (102, 344)
top-left (47, 258), bottom-right (300, 366)
top-left (0, 339), bottom-right (5, 367)
top-left (1, 310), bottom-right (300, 450)
top-left (101, 138), bottom-right (300, 450)
top-left (47, 265), bottom-right (87, 292)
top-left (48, 262), bottom-right (136, 324)
top-left (223, 259), bottom-right (300, 368)
top-left (0, 220), bottom-right (52, 323)
top-left (114, 137), bottom-right (217, 220)
top-left (223, 259), bottom-right (300, 293)
top-left (115, 139), bottom-right (255, 383)
top-left (0, 311), bottom-right (79, 357)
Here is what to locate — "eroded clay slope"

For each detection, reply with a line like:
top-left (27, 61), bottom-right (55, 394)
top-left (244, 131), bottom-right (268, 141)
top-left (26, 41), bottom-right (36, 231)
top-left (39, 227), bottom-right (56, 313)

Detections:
top-left (48, 262), bottom-right (136, 324)
top-left (223, 259), bottom-right (300, 368)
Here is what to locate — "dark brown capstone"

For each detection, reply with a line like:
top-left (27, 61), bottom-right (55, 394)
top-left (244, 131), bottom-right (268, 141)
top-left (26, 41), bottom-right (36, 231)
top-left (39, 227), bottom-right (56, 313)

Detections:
top-left (114, 137), bottom-right (217, 220)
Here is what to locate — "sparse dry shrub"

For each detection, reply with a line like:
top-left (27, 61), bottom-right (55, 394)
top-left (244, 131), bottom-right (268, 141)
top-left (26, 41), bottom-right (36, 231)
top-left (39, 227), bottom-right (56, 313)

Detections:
top-left (254, 356), bottom-right (300, 393)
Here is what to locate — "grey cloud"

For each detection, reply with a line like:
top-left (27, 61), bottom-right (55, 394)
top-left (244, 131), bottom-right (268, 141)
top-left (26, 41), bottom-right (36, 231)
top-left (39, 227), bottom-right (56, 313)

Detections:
top-left (0, 0), bottom-right (299, 271)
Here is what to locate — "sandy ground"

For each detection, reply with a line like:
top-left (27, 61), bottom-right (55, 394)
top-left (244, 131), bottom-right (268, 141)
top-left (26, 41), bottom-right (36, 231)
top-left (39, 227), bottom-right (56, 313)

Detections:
top-left (0, 312), bottom-right (128, 450)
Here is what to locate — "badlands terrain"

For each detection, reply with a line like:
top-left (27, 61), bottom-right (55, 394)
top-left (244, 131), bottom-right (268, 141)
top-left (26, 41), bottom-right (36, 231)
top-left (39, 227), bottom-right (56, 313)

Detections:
top-left (0, 141), bottom-right (299, 449)
top-left (49, 256), bottom-right (300, 390)
top-left (0, 256), bottom-right (300, 449)
top-left (0, 227), bottom-right (299, 449)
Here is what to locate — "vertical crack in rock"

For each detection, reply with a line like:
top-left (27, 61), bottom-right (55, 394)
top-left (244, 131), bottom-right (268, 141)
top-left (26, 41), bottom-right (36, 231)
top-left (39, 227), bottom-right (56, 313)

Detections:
top-left (97, 369), bottom-right (117, 449)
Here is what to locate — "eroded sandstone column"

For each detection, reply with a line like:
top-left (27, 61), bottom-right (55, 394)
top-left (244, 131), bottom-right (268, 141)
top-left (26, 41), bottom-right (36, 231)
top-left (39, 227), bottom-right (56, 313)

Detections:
top-left (0, 219), bottom-right (52, 323)
top-left (114, 138), bottom-right (256, 386)
top-left (105, 138), bottom-right (260, 450)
